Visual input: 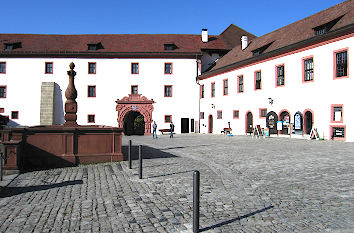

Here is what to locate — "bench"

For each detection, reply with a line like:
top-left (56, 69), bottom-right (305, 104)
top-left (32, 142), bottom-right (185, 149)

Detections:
top-left (221, 128), bottom-right (232, 135)
top-left (159, 129), bottom-right (170, 135)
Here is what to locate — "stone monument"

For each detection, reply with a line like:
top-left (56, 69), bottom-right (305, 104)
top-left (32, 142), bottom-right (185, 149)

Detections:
top-left (64, 62), bottom-right (78, 126)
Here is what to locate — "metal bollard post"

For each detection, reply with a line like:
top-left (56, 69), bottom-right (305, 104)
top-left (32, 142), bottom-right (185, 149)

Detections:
top-left (139, 145), bottom-right (143, 179)
top-left (128, 140), bottom-right (132, 169)
top-left (193, 170), bottom-right (200, 233)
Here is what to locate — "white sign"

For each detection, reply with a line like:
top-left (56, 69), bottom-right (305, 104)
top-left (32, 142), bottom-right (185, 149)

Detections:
top-left (277, 121), bottom-right (283, 131)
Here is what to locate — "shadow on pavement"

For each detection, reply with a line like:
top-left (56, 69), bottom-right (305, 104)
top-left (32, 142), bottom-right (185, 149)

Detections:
top-left (144, 170), bottom-right (195, 179)
top-left (0, 180), bottom-right (83, 198)
top-left (161, 144), bottom-right (210, 151)
top-left (122, 145), bottom-right (179, 160)
top-left (142, 162), bottom-right (178, 169)
top-left (200, 205), bottom-right (274, 232)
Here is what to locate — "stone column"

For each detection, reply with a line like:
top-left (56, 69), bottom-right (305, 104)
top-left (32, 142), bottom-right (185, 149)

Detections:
top-left (64, 62), bottom-right (78, 126)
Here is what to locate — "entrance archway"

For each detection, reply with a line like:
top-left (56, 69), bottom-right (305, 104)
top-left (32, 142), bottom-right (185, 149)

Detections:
top-left (294, 111), bottom-right (303, 134)
top-left (246, 111), bottom-right (253, 134)
top-left (116, 94), bottom-right (155, 135)
top-left (208, 115), bottom-right (213, 133)
top-left (266, 111), bottom-right (278, 134)
top-left (279, 110), bottom-right (290, 134)
top-left (124, 111), bottom-right (145, 135)
top-left (304, 110), bottom-right (313, 134)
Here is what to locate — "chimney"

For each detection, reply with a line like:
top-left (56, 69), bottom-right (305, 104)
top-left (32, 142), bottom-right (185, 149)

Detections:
top-left (241, 36), bottom-right (248, 50)
top-left (202, 29), bottom-right (208, 43)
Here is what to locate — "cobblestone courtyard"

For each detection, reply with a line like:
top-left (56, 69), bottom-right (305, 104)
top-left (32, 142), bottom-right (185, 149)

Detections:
top-left (0, 134), bottom-right (353, 232)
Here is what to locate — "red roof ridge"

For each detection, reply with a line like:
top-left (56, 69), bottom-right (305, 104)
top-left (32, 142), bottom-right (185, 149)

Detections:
top-left (205, 0), bottom-right (354, 75)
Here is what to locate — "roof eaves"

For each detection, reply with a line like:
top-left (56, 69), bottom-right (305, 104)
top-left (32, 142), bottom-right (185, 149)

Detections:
top-left (199, 23), bottom-right (354, 80)
top-left (0, 51), bottom-right (204, 58)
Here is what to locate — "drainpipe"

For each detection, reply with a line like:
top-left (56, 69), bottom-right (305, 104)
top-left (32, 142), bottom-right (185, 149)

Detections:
top-left (196, 56), bottom-right (201, 133)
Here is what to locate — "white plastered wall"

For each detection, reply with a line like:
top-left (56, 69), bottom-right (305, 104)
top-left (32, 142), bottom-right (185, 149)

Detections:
top-left (0, 57), bottom-right (200, 134)
top-left (199, 35), bottom-right (354, 141)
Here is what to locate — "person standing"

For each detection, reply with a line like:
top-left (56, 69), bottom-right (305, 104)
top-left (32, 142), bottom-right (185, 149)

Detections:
top-left (169, 121), bottom-right (174, 138)
top-left (152, 121), bottom-right (157, 139)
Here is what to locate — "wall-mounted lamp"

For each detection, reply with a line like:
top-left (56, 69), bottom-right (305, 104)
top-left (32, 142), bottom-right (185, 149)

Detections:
top-left (268, 98), bottom-right (273, 105)
top-left (211, 104), bottom-right (215, 109)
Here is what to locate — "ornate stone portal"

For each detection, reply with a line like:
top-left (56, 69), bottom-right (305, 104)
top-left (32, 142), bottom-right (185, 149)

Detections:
top-left (116, 94), bottom-right (155, 135)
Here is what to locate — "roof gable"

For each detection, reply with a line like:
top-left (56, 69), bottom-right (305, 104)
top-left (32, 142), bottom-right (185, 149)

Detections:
top-left (209, 0), bottom-right (354, 72)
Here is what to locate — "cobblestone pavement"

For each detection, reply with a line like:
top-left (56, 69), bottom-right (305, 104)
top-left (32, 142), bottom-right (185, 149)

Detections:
top-left (0, 134), bottom-right (353, 232)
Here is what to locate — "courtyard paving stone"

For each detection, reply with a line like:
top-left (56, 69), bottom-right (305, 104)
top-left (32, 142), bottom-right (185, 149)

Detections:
top-left (0, 134), bottom-right (353, 232)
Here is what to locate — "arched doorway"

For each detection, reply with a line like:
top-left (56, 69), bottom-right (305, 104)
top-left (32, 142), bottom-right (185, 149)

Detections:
top-left (279, 110), bottom-right (290, 134)
top-left (208, 115), bottom-right (213, 133)
top-left (266, 111), bottom-right (278, 135)
top-left (246, 111), bottom-right (253, 134)
top-left (294, 111), bottom-right (303, 135)
top-left (124, 111), bottom-right (145, 135)
top-left (116, 94), bottom-right (154, 135)
top-left (304, 110), bottom-right (313, 134)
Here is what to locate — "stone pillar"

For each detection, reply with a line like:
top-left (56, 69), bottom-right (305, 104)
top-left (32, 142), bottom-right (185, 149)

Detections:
top-left (40, 82), bottom-right (55, 125)
top-left (64, 63), bottom-right (78, 126)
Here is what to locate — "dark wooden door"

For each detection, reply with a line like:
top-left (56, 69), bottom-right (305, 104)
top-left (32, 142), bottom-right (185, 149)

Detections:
top-left (305, 111), bottom-right (313, 134)
top-left (208, 115), bottom-right (213, 133)
top-left (266, 111), bottom-right (278, 134)
top-left (191, 119), bottom-right (194, 132)
top-left (181, 118), bottom-right (189, 133)
top-left (246, 112), bottom-right (253, 133)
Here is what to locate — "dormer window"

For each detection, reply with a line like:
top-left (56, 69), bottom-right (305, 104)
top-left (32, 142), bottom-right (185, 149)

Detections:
top-left (252, 42), bottom-right (274, 56)
top-left (313, 15), bottom-right (344, 36)
top-left (4, 42), bottom-right (22, 51)
top-left (87, 42), bottom-right (103, 51)
top-left (164, 43), bottom-right (178, 51)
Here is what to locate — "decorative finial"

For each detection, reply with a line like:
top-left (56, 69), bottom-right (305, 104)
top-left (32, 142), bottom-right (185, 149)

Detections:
top-left (69, 62), bottom-right (75, 70)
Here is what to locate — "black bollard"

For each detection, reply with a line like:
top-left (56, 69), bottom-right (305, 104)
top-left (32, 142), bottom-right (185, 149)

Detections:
top-left (193, 170), bottom-right (200, 233)
top-left (139, 145), bottom-right (142, 179)
top-left (128, 140), bottom-right (132, 169)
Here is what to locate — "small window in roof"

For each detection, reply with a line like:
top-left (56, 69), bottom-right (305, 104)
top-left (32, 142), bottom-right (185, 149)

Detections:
top-left (313, 15), bottom-right (344, 36)
top-left (252, 41), bottom-right (274, 56)
top-left (4, 42), bottom-right (22, 51)
top-left (88, 42), bottom-right (104, 51)
top-left (164, 43), bottom-right (178, 51)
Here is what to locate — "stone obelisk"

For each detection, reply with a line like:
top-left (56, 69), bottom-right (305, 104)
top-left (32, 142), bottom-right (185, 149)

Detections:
top-left (64, 62), bottom-right (78, 126)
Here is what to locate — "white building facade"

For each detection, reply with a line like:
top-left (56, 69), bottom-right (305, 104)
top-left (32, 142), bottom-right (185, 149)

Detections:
top-left (1, 58), bottom-right (199, 131)
top-left (0, 27), bottom-right (250, 135)
top-left (199, 35), bottom-right (353, 141)
top-left (198, 1), bottom-right (354, 141)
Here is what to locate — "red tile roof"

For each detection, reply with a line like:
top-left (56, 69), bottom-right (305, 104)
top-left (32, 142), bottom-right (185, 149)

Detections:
top-left (0, 25), bottom-right (254, 57)
top-left (202, 0), bottom-right (354, 77)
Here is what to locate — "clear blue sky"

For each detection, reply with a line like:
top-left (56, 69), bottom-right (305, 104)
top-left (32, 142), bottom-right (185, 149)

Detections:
top-left (2, 0), bottom-right (346, 36)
